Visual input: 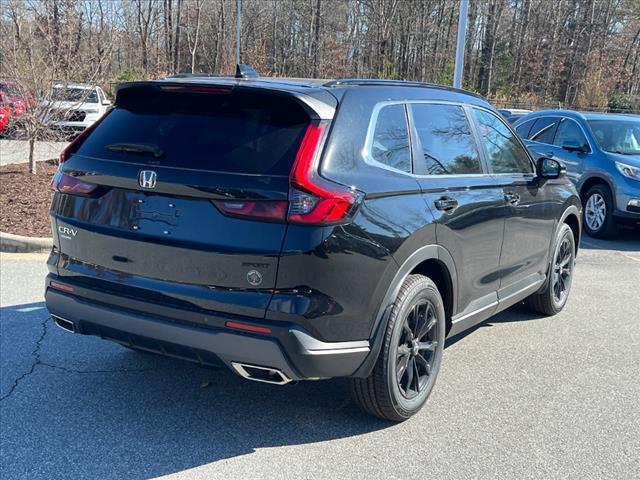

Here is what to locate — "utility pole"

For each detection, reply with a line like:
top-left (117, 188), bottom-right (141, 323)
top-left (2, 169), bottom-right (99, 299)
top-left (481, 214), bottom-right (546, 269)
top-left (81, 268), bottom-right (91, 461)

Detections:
top-left (236, 0), bottom-right (242, 65)
top-left (453, 0), bottom-right (469, 89)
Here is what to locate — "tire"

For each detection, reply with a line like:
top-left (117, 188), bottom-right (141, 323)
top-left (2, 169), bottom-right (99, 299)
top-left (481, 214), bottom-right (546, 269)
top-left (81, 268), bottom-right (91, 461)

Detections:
top-left (583, 184), bottom-right (617, 238)
top-left (525, 223), bottom-right (576, 316)
top-left (351, 274), bottom-right (446, 422)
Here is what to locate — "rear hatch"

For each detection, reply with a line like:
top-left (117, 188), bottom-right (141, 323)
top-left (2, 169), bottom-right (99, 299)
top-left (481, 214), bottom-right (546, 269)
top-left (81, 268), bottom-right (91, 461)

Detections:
top-left (51, 82), bottom-right (331, 318)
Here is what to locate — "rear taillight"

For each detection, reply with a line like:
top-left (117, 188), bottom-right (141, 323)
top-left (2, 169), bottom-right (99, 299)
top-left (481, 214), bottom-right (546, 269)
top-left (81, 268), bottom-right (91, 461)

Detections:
top-left (212, 199), bottom-right (288, 222)
top-left (59, 109), bottom-right (111, 163)
top-left (51, 170), bottom-right (98, 196)
top-left (212, 121), bottom-right (362, 225)
top-left (288, 123), bottom-right (362, 225)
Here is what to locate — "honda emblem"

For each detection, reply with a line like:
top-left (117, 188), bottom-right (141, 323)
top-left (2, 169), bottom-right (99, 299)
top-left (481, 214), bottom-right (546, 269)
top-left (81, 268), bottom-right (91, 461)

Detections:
top-left (139, 170), bottom-right (157, 189)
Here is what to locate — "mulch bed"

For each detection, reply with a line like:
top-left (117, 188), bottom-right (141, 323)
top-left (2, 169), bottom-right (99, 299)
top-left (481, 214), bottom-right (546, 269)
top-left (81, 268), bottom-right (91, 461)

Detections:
top-left (1, 161), bottom-right (57, 237)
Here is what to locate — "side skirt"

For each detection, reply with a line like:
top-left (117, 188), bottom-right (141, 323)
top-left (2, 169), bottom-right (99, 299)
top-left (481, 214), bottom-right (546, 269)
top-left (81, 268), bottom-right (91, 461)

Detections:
top-left (447, 273), bottom-right (546, 338)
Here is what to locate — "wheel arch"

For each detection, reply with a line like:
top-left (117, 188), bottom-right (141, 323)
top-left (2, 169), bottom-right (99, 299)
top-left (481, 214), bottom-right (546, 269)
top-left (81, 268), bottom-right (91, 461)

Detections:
top-left (579, 175), bottom-right (615, 208)
top-left (537, 204), bottom-right (581, 294)
top-left (352, 244), bottom-right (457, 378)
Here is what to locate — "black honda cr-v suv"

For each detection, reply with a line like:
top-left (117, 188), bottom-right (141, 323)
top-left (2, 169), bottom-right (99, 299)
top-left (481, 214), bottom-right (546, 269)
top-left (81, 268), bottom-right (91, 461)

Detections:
top-left (45, 71), bottom-right (581, 421)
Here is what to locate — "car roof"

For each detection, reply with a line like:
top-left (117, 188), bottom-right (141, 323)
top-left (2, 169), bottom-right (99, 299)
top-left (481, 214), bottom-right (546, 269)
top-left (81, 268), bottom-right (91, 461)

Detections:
top-left (53, 83), bottom-right (95, 90)
top-left (517, 109), bottom-right (639, 123)
top-left (154, 74), bottom-right (486, 100)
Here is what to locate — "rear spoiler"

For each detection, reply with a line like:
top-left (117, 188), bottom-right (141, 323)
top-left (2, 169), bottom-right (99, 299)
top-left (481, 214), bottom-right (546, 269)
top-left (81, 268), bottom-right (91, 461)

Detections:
top-left (115, 80), bottom-right (337, 121)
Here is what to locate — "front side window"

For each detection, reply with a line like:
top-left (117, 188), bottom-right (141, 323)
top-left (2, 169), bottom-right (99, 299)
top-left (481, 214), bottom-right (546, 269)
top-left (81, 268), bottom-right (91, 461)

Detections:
top-left (411, 103), bottom-right (483, 175)
top-left (473, 109), bottom-right (534, 174)
top-left (369, 104), bottom-right (411, 172)
top-left (528, 116), bottom-right (560, 144)
top-left (554, 118), bottom-right (589, 149)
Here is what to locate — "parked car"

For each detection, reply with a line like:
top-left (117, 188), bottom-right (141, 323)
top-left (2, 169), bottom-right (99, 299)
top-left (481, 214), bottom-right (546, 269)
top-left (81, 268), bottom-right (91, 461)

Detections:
top-left (498, 108), bottom-right (532, 124)
top-left (514, 110), bottom-right (640, 237)
top-left (45, 73), bottom-right (582, 421)
top-left (0, 92), bottom-right (12, 135)
top-left (40, 83), bottom-right (111, 136)
top-left (0, 80), bottom-right (31, 119)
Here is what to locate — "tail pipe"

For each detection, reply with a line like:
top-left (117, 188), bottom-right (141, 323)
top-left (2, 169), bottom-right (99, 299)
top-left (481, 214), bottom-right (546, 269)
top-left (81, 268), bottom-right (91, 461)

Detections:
top-left (231, 362), bottom-right (292, 385)
top-left (52, 315), bottom-right (76, 333)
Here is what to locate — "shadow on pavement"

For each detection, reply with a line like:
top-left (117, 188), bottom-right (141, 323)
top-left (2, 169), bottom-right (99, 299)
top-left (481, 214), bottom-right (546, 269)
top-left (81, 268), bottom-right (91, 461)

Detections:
top-left (0, 293), bottom-right (590, 478)
top-left (445, 302), bottom-right (544, 348)
top-left (0, 303), bottom-right (392, 480)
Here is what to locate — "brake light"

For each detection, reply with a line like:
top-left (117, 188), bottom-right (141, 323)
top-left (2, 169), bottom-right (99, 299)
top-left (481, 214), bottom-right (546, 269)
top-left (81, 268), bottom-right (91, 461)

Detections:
top-left (288, 123), bottom-right (362, 225)
top-left (212, 199), bottom-right (287, 222)
top-left (51, 171), bottom-right (98, 195)
top-left (159, 85), bottom-right (232, 94)
top-left (212, 122), bottom-right (362, 225)
top-left (59, 109), bottom-right (112, 163)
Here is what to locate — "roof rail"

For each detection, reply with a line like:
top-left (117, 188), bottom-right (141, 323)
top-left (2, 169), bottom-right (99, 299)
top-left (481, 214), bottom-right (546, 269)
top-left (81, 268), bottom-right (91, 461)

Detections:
top-left (323, 78), bottom-right (485, 99)
top-left (235, 64), bottom-right (260, 79)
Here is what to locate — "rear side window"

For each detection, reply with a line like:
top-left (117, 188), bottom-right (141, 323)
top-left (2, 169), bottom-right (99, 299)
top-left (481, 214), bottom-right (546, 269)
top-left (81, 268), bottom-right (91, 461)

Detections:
top-left (528, 116), bottom-right (560, 144)
top-left (369, 104), bottom-right (411, 172)
top-left (515, 119), bottom-right (535, 139)
top-left (473, 109), bottom-right (534, 174)
top-left (75, 87), bottom-right (310, 175)
top-left (411, 103), bottom-right (482, 175)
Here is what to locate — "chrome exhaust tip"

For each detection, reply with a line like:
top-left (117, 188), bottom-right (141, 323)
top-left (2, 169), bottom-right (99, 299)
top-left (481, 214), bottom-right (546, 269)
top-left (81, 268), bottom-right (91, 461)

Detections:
top-left (52, 315), bottom-right (76, 333)
top-left (231, 362), bottom-right (292, 385)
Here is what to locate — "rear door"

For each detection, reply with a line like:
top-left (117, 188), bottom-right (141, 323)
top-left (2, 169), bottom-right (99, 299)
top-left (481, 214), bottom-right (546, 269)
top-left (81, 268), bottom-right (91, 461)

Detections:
top-left (522, 115), bottom-right (561, 160)
top-left (51, 83), bottom-right (323, 317)
top-left (470, 107), bottom-right (556, 298)
top-left (410, 102), bottom-right (505, 323)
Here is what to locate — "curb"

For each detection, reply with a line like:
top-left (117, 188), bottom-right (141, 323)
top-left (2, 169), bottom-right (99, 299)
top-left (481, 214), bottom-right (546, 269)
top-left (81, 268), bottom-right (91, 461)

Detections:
top-left (0, 231), bottom-right (53, 253)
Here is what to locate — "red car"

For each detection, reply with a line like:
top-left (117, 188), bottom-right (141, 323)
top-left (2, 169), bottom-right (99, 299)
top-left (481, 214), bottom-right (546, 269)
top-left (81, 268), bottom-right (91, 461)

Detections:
top-left (0, 80), bottom-right (32, 118)
top-left (0, 92), bottom-right (12, 134)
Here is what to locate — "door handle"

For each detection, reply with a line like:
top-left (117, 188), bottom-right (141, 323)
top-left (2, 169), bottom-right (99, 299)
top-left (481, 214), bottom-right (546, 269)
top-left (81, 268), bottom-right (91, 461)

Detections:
top-left (504, 191), bottom-right (520, 205)
top-left (434, 196), bottom-right (459, 212)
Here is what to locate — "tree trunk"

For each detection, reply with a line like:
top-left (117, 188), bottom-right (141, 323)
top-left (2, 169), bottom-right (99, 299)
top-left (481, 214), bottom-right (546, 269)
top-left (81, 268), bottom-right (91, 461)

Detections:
top-left (29, 138), bottom-right (36, 175)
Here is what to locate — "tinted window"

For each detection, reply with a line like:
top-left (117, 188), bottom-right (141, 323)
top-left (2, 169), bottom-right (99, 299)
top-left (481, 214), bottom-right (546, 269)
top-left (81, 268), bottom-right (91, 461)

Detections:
top-left (515, 119), bottom-right (535, 139)
top-left (411, 104), bottom-right (482, 175)
top-left (529, 116), bottom-right (560, 144)
top-left (473, 109), bottom-right (534, 174)
top-left (369, 104), bottom-right (411, 172)
top-left (554, 118), bottom-right (588, 148)
top-left (75, 88), bottom-right (309, 175)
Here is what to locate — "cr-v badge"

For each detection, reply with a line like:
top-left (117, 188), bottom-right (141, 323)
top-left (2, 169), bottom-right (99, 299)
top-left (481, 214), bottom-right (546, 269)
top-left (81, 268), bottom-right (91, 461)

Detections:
top-left (58, 226), bottom-right (77, 240)
top-left (139, 170), bottom-right (157, 189)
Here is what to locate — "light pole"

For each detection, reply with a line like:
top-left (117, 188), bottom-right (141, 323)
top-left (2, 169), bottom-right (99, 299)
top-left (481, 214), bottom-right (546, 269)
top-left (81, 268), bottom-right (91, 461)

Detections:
top-left (453, 0), bottom-right (469, 89)
top-left (236, 0), bottom-right (242, 65)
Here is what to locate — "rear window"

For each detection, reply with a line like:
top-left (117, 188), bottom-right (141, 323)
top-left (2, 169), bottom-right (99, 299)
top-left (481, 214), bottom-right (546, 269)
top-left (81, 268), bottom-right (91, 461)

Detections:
top-left (75, 87), bottom-right (310, 175)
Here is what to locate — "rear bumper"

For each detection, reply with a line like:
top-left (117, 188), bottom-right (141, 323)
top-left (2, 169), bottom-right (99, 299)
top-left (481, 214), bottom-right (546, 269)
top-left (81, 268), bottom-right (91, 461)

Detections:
top-left (45, 286), bottom-right (370, 381)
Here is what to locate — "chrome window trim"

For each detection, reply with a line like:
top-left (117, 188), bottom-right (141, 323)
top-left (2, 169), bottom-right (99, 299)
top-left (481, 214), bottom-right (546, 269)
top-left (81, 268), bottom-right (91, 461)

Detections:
top-left (362, 99), bottom-right (489, 178)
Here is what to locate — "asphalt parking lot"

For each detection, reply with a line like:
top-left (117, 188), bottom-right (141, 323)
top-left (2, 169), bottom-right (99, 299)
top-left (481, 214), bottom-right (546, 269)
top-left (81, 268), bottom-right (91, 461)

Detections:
top-left (1, 231), bottom-right (639, 480)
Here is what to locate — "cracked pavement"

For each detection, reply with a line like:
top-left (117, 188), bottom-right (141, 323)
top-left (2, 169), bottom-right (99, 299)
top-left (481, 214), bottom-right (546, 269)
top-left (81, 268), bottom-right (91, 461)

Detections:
top-left (1, 231), bottom-right (639, 480)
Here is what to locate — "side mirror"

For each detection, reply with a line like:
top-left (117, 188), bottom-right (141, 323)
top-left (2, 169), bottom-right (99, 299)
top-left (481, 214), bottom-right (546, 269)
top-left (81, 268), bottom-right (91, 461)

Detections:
top-left (537, 157), bottom-right (566, 180)
top-left (101, 100), bottom-right (111, 106)
top-left (562, 140), bottom-right (589, 153)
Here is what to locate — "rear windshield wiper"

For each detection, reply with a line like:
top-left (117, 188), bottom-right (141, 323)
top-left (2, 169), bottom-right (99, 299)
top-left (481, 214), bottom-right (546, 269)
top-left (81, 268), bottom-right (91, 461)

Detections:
top-left (106, 143), bottom-right (164, 158)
